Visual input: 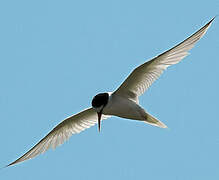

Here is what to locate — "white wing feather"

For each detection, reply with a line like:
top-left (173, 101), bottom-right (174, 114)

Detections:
top-left (114, 18), bottom-right (214, 102)
top-left (7, 108), bottom-right (110, 166)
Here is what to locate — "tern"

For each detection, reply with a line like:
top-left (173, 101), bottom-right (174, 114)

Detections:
top-left (7, 18), bottom-right (214, 167)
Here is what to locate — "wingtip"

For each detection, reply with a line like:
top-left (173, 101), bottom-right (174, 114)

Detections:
top-left (204, 16), bottom-right (216, 28)
top-left (209, 16), bottom-right (216, 24)
top-left (5, 161), bottom-right (16, 168)
top-left (0, 162), bottom-right (14, 170)
top-left (212, 15), bottom-right (217, 20)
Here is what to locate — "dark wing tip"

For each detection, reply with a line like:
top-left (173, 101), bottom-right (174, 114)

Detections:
top-left (5, 160), bottom-right (19, 168)
top-left (204, 16), bottom-right (216, 29)
top-left (208, 16), bottom-right (216, 25)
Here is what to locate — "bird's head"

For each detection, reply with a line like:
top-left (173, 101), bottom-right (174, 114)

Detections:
top-left (91, 93), bottom-right (109, 132)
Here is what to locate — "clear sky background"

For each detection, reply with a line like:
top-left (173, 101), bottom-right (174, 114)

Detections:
top-left (0, 0), bottom-right (218, 179)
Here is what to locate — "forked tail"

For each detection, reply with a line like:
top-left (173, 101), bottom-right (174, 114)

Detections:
top-left (145, 112), bottom-right (167, 128)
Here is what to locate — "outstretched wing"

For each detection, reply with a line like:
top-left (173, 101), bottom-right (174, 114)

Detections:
top-left (7, 108), bottom-right (110, 166)
top-left (114, 18), bottom-right (214, 102)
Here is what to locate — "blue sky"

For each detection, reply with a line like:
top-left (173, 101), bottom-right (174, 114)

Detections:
top-left (0, 0), bottom-right (218, 179)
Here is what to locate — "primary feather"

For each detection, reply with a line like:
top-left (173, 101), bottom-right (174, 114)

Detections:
top-left (7, 108), bottom-right (110, 166)
top-left (114, 18), bottom-right (214, 102)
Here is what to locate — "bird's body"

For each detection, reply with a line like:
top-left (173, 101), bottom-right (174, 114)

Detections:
top-left (6, 17), bottom-right (215, 167)
top-left (103, 93), bottom-right (165, 127)
top-left (103, 93), bottom-right (146, 120)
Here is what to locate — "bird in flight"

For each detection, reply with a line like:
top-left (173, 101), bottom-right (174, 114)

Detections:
top-left (7, 17), bottom-right (214, 167)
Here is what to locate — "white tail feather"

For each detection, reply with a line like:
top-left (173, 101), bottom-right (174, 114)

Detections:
top-left (145, 112), bottom-right (167, 128)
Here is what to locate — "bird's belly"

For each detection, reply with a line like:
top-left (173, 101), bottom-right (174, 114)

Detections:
top-left (103, 95), bottom-right (146, 121)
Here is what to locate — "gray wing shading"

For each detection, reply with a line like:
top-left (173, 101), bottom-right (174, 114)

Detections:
top-left (114, 17), bottom-right (214, 102)
top-left (7, 108), bottom-right (110, 167)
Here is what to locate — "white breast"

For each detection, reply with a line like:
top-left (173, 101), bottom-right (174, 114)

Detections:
top-left (103, 93), bottom-right (146, 121)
